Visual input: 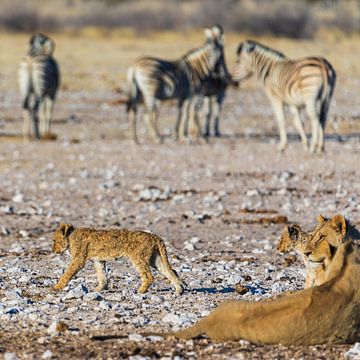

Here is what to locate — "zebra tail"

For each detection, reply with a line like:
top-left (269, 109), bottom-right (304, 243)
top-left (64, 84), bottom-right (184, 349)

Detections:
top-left (320, 61), bottom-right (336, 128)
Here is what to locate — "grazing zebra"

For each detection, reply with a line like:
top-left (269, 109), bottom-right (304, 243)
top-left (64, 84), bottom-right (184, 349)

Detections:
top-left (233, 40), bottom-right (336, 153)
top-left (18, 33), bottom-right (60, 139)
top-left (127, 25), bottom-right (229, 143)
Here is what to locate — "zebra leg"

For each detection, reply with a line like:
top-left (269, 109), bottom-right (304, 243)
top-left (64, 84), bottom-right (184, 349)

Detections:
top-left (188, 96), bottom-right (202, 140)
top-left (316, 100), bottom-right (325, 153)
top-left (289, 106), bottom-right (308, 151)
top-left (22, 95), bottom-right (32, 138)
top-left (271, 99), bottom-right (287, 151)
top-left (306, 102), bottom-right (320, 154)
top-left (144, 104), bottom-right (162, 144)
top-left (203, 97), bottom-right (212, 138)
top-left (178, 99), bottom-right (190, 142)
top-left (174, 100), bottom-right (183, 141)
top-left (44, 97), bottom-right (55, 135)
top-left (32, 98), bottom-right (41, 140)
top-left (128, 104), bottom-right (139, 144)
top-left (214, 91), bottom-right (225, 137)
top-left (317, 121), bottom-right (325, 153)
top-left (39, 99), bottom-right (47, 137)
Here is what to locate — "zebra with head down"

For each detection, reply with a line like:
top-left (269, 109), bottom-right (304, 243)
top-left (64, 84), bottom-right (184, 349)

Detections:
top-left (126, 25), bottom-right (229, 144)
top-left (18, 33), bottom-right (60, 139)
top-left (233, 40), bottom-right (336, 153)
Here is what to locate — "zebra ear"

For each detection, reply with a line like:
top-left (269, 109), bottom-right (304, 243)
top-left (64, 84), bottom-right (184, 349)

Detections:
top-left (204, 27), bottom-right (214, 41)
top-left (30, 34), bottom-right (36, 46)
top-left (44, 38), bottom-right (55, 56)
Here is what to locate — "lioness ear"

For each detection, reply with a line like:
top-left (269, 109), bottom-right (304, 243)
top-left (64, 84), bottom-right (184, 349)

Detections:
top-left (59, 223), bottom-right (74, 237)
top-left (287, 224), bottom-right (299, 240)
top-left (331, 214), bottom-right (347, 238)
top-left (316, 215), bottom-right (327, 224)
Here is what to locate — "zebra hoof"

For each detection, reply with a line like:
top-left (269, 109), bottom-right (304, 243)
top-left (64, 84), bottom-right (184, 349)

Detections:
top-left (277, 144), bottom-right (287, 152)
top-left (154, 136), bottom-right (163, 145)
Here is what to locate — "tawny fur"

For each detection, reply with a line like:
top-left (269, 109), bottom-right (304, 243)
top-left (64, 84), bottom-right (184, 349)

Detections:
top-left (52, 223), bottom-right (184, 294)
top-left (147, 215), bottom-right (360, 345)
top-left (278, 222), bottom-right (323, 288)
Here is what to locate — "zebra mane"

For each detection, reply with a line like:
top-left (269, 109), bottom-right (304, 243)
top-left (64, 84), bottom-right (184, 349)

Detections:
top-left (182, 44), bottom-right (210, 63)
top-left (240, 40), bottom-right (286, 61)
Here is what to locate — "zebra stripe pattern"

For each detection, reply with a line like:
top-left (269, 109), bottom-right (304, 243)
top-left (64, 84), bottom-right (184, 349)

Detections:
top-left (127, 25), bottom-right (229, 143)
top-left (233, 40), bottom-right (336, 153)
top-left (188, 24), bottom-right (230, 139)
top-left (18, 33), bottom-right (60, 139)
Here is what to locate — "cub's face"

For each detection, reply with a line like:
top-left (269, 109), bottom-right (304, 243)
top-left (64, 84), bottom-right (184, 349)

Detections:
top-left (52, 223), bottom-right (73, 254)
top-left (277, 224), bottom-right (301, 253)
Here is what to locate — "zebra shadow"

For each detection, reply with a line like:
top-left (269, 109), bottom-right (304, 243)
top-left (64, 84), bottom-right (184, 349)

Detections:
top-left (224, 132), bottom-right (360, 143)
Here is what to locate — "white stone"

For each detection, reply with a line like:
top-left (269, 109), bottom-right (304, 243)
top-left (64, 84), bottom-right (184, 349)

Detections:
top-left (47, 320), bottom-right (60, 336)
top-left (41, 350), bottom-right (53, 359)
top-left (12, 193), bottom-right (23, 203)
top-left (345, 343), bottom-right (360, 359)
top-left (62, 284), bottom-right (88, 301)
top-left (4, 353), bottom-right (19, 360)
top-left (162, 313), bottom-right (182, 325)
top-left (128, 333), bottom-right (144, 341)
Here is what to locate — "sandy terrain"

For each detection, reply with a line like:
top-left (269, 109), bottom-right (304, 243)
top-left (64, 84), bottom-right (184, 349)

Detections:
top-left (0, 32), bottom-right (360, 359)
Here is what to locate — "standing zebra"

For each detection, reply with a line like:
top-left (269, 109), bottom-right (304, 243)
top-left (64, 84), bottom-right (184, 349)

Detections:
top-left (126, 25), bottom-right (229, 143)
top-left (18, 33), bottom-right (60, 139)
top-left (233, 40), bottom-right (336, 153)
top-left (189, 24), bottom-right (231, 139)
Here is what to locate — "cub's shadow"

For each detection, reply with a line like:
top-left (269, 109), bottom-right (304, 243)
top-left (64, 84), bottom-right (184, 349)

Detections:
top-left (189, 285), bottom-right (268, 295)
top-left (190, 287), bottom-right (235, 294)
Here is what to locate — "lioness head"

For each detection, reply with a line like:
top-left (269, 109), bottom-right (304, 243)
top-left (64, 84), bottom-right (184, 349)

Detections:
top-left (277, 224), bottom-right (302, 252)
top-left (303, 214), bottom-right (347, 265)
top-left (52, 223), bottom-right (74, 254)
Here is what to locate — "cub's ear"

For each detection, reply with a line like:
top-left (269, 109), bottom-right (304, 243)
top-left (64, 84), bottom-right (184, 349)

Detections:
top-left (58, 223), bottom-right (74, 237)
top-left (316, 215), bottom-right (327, 224)
top-left (287, 224), bottom-right (300, 240)
top-left (331, 214), bottom-right (347, 238)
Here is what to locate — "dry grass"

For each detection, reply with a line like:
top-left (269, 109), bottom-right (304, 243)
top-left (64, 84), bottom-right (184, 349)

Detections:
top-left (1, 30), bottom-right (360, 94)
top-left (0, 0), bottom-right (359, 38)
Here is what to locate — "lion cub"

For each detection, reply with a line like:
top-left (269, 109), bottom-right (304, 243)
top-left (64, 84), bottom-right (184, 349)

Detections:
top-left (52, 223), bottom-right (185, 294)
top-left (278, 222), bottom-right (323, 288)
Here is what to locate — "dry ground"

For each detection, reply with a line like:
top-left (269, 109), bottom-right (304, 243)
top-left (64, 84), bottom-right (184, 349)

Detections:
top-left (0, 31), bottom-right (360, 359)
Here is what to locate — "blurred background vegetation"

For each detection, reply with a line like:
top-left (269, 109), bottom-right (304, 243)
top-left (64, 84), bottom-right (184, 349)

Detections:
top-left (0, 0), bottom-right (359, 38)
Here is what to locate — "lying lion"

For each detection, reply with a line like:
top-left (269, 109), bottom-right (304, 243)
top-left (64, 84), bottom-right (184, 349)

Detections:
top-left (278, 214), bottom-right (360, 288)
top-left (146, 215), bottom-right (360, 345)
top-left (52, 223), bottom-right (184, 294)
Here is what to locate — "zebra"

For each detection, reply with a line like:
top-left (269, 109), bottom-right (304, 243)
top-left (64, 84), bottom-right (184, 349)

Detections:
top-left (18, 33), bottom-right (60, 139)
top-left (126, 25), bottom-right (229, 144)
top-left (187, 25), bottom-right (231, 139)
top-left (233, 40), bottom-right (336, 153)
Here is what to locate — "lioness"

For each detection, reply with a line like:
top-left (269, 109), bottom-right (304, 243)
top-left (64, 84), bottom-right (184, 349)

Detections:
top-left (146, 215), bottom-right (360, 345)
top-left (52, 223), bottom-right (184, 294)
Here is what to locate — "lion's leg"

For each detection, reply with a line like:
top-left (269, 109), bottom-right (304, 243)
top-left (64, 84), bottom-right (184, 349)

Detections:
top-left (53, 257), bottom-right (86, 290)
top-left (153, 252), bottom-right (184, 294)
top-left (133, 260), bottom-right (154, 294)
top-left (93, 260), bottom-right (108, 292)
